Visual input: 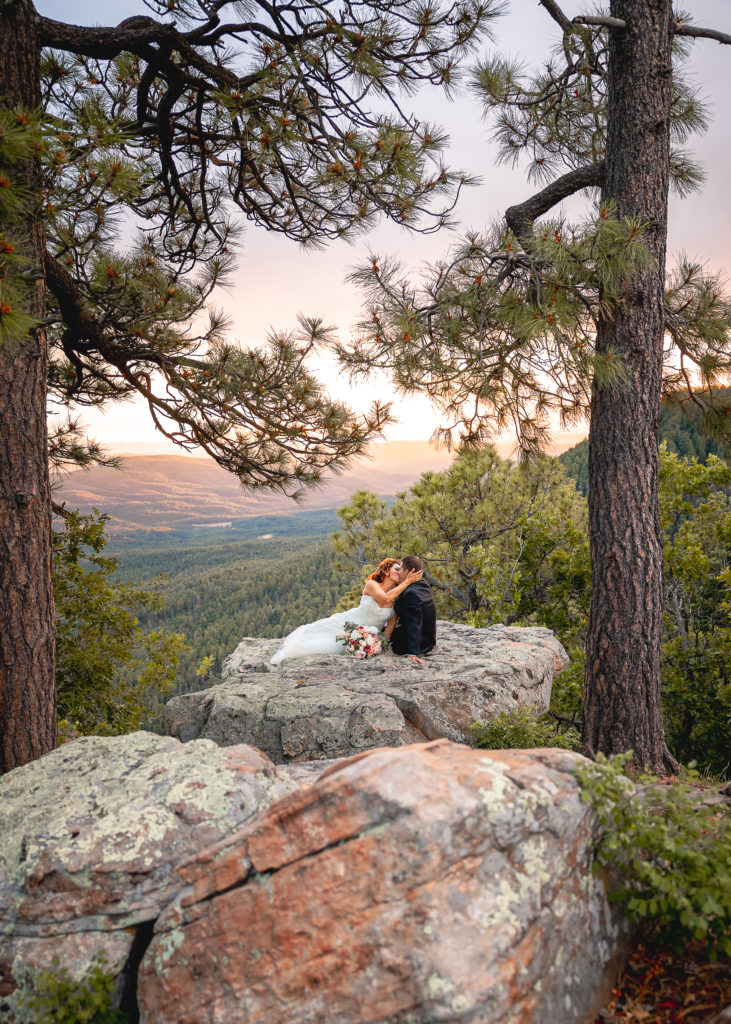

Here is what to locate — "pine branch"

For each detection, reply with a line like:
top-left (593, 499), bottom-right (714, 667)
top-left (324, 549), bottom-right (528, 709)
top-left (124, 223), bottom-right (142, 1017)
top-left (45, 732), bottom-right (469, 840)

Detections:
top-left (46, 255), bottom-right (121, 359)
top-left (51, 501), bottom-right (72, 519)
top-left (42, 6), bottom-right (493, 246)
top-left (40, 16), bottom-right (250, 94)
top-left (673, 22), bottom-right (731, 47)
top-left (574, 15), bottom-right (626, 30)
top-left (505, 160), bottom-right (605, 239)
top-left (39, 16), bottom-right (179, 58)
top-left (537, 2), bottom-right (625, 34)
top-left (537, 0), bottom-right (572, 33)
top-left (45, 254), bottom-right (389, 491)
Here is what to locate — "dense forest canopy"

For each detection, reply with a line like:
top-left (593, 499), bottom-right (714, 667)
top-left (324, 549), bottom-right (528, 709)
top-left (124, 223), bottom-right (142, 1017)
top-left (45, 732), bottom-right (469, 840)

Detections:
top-left (559, 387), bottom-right (731, 495)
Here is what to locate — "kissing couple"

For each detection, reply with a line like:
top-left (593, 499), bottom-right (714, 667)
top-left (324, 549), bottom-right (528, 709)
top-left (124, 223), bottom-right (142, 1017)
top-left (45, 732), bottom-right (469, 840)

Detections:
top-left (270, 555), bottom-right (437, 666)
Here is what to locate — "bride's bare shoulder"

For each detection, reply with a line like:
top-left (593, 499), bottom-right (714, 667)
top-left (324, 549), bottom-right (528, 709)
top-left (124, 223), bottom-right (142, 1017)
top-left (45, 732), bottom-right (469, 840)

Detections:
top-left (363, 579), bottom-right (391, 606)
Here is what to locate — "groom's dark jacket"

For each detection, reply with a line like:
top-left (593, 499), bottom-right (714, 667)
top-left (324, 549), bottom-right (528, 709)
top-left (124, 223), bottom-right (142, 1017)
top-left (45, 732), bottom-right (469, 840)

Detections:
top-left (391, 580), bottom-right (437, 657)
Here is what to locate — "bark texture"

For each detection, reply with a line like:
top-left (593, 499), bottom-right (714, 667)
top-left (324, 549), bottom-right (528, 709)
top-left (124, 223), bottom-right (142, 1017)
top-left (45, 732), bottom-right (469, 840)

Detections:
top-left (0, 0), bottom-right (56, 772)
top-left (583, 0), bottom-right (676, 772)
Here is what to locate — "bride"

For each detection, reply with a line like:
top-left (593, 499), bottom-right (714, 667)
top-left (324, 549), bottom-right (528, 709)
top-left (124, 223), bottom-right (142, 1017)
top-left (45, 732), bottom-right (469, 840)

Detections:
top-left (270, 557), bottom-right (423, 664)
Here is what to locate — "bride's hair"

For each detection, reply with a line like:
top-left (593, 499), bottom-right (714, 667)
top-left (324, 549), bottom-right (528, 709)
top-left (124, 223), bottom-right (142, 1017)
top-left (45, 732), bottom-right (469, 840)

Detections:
top-left (366, 557), bottom-right (399, 583)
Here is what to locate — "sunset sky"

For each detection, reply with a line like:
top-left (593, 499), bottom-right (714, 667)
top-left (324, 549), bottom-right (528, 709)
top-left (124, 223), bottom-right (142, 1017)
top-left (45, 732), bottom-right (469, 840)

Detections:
top-left (39, 0), bottom-right (731, 453)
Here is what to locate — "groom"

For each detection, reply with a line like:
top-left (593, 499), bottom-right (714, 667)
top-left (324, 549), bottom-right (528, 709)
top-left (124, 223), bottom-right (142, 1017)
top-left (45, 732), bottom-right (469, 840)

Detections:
top-left (391, 555), bottom-right (437, 665)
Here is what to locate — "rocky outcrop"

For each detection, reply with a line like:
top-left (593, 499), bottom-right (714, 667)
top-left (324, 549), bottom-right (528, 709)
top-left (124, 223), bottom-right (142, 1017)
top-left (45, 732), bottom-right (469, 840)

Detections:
top-left (0, 733), bottom-right (296, 1003)
top-left (138, 741), bottom-right (630, 1024)
top-left (163, 622), bottom-right (569, 763)
top-left (1, 735), bottom-right (630, 1023)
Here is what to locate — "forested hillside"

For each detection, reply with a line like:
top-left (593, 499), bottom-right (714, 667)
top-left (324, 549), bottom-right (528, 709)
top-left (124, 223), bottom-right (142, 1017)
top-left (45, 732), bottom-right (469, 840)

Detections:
top-left (108, 508), bottom-right (339, 558)
top-left (559, 390), bottom-right (730, 493)
top-left (116, 535), bottom-right (355, 711)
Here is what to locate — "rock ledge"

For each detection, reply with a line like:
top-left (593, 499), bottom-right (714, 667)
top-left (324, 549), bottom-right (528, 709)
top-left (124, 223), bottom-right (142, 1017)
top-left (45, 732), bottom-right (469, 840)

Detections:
top-left (163, 622), bottom-right (568, 763)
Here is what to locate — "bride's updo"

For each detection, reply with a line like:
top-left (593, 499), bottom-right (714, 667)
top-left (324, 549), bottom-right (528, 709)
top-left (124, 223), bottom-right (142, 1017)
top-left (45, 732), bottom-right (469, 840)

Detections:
top-left (366, 557), bottom-right (399, 583)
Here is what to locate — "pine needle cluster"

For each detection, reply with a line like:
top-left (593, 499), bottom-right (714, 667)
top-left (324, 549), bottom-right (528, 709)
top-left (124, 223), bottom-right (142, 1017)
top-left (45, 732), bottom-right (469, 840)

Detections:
top-left (340, 205), bottom-right (655, 454)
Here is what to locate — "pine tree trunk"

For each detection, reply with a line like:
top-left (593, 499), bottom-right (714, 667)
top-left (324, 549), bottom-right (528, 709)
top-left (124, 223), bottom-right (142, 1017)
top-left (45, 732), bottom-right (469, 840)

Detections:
top-left (0, 0), bottom-right (56, 773)
top-left (583, 0), bottom-right (676, 773)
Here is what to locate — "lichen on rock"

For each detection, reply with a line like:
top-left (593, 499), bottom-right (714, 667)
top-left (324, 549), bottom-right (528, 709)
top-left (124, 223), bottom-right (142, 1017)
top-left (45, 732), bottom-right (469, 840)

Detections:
top-left (0, 732), bottom-right (296, 999)
top-left (137, 741), bottom-right (631, 1024)
top-left (1, 734), bottom-right (631, 1023)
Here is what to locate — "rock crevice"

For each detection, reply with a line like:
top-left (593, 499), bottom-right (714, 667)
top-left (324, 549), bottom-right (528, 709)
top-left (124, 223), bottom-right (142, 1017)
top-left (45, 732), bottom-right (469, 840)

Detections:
top-left (117, 919), bottom-right (155, 1024)
top-left (0, 733), bottom-right (297, 996)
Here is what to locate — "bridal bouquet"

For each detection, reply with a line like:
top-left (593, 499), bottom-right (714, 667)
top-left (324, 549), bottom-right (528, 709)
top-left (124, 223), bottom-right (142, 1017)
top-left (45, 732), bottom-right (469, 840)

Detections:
top-left (336, 621), bottom-right (389, 659)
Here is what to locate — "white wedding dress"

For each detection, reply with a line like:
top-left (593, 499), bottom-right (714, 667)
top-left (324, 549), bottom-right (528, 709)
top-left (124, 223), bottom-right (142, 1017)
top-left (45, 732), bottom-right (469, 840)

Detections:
top-left (270, 594), bottom-right (393, 664)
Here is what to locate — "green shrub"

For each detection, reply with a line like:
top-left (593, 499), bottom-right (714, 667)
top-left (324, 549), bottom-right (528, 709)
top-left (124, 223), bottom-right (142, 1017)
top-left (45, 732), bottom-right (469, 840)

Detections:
top-left (0, 954), bottom-right (127, 1023)
top-left (333, 444), bottom-right (731, 775)
top-left (471, 705), bottom-right (580, 751)
top-left (578, 754), bottom-right (731, 958)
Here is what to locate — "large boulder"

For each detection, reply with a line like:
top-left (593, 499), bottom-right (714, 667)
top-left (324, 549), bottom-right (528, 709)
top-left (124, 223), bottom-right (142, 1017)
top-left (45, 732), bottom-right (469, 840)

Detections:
top-left (138, 741), bottom-right (631, 1024)
top-left (163, 622), bottom-right (568, 763)
top-left (0, 733), bottom-right (296, 1003)
top-left (1, 736), bottom-right (631, 1023)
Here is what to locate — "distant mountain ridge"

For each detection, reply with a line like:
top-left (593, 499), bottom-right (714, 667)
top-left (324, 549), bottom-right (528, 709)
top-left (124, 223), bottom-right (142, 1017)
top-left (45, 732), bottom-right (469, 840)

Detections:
top-left (55, 442), bottom-right (455, 532)
top-left (56, 434), bottom-right (589, 533)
